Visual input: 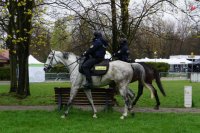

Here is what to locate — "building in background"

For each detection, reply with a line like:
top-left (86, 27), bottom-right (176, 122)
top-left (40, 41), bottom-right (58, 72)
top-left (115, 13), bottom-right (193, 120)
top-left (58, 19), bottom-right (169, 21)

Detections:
top-left (135, 55), bottom-right (200, 72)
top-left (0, 49), bottom-right (9, 67)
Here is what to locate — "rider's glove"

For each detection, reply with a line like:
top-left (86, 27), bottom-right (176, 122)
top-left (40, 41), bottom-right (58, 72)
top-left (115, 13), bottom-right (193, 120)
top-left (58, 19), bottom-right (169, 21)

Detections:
top-left (81, 51), bottom-right (86, 57)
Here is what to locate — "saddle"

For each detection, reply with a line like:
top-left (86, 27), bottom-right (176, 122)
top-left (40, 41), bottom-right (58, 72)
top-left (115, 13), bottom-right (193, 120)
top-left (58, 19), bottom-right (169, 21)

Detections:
top-left (79, 57), bottom-right (109, 76)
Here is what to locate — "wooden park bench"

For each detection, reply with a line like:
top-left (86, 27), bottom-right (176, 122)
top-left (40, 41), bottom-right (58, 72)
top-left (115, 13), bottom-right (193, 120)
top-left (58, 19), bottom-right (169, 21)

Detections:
top-left (54, 87), bottom-right (116, 110)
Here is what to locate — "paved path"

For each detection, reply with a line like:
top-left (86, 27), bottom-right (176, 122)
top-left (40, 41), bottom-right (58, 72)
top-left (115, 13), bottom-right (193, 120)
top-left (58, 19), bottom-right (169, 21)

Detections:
top-left (0, 105), bottom-right (200, 113)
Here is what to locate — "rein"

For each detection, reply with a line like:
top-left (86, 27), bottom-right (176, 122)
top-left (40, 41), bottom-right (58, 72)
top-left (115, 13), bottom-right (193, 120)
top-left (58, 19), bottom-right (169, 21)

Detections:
top-left (65, 57), bottom-right (80, 67)
top-left (46, 51), bottom-right (82, 74)
top-left (65, 55), bottom-right (81, 73)
top-left (45, 50), bottom-right (59, 68)
top-left (62, 55), bottom-right (81, 74)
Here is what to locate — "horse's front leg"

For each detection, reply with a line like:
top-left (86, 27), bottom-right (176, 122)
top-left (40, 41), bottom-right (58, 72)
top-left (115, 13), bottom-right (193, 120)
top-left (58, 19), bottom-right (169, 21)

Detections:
top-left (84, 89), bottom-right (98, 118)
top-left (61, 87), bottom-right (78, 119)
top-left (119, 87), bottom-right (129, 119)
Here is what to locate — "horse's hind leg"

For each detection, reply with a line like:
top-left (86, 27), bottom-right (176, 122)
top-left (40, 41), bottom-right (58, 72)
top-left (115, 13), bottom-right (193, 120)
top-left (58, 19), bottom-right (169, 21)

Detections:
top-left (127, 88), bottom-right (135, 100)
top-left (132, 82), bottom-right (143, 106)
top-left (127, 88), bottom-right (135, 110)
top-left (119, 87), bottom-right (129, 119)
top-left (84, 89), bottom-right (98, 118)
top-left (61, 87), bottom-right (78, 118)
top-left (149, 84), bottom-right (160, 110)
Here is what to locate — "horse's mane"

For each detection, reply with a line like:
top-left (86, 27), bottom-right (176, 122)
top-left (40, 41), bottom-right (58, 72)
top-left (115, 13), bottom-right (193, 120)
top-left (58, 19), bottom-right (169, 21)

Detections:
top-left (62, 51), bottom-right (80, 59)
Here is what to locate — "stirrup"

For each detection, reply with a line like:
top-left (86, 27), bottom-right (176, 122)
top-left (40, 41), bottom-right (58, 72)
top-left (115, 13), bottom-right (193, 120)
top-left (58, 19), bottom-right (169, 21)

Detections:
top-left (83, 83), bottom-right (93, 89)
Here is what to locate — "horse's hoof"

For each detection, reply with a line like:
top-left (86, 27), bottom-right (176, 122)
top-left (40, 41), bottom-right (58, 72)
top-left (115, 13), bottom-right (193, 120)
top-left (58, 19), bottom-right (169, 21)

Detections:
top-left (93, 114), bottom-right (98, 118)
top-left (128, 106), bottom-right (133, 111)
top-left (131, 112), bottom-right (135, 117)
top-left (154, 106), bottom-right (159, 110)
top-left (120, 116), bottom-right (124, 120)
top-left (61, 115), bottom-right (66, 119)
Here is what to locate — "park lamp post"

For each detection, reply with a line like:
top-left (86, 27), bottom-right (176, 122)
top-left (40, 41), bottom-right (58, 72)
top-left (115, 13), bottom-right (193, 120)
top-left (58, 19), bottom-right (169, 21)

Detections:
top-left (154, 51), bottom-right (157, 62)
top-left (190, 52), bottom-right (195, 73)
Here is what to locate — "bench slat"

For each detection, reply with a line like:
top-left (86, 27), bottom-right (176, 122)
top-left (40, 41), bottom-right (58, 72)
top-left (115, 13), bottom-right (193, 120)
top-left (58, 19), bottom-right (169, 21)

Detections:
top-left (54, 87), bottom-right (115, 110)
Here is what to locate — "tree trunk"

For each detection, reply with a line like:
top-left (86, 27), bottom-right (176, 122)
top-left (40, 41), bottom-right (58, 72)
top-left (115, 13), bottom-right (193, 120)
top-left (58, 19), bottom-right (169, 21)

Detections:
top-left (17, 47), bottom-right (30, 96)
top-left (9, 52), bottom-right (18, 93)
top-left (15, 0), bottom-right (33, 97)
top-left (120, 0), bottom-right (130, 37)
top-left (7, 1), bottom-right (18, 93)
top-left (111, 0), bottom-right (118, 53)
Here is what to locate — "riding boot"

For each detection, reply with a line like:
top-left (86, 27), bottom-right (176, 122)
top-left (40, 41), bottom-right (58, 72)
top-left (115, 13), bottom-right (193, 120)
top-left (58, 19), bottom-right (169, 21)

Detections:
top-left (83, 76), bottom-right (93, 89)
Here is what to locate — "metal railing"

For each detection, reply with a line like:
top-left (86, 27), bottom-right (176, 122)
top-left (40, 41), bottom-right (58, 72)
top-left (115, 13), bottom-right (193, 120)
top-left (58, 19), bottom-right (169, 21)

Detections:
top-left (45, 73), bottom-right (70, 81)
top-left (160, 72), bottom-right (190, 80)
top-left (45, 72), bottom-right (197, 81)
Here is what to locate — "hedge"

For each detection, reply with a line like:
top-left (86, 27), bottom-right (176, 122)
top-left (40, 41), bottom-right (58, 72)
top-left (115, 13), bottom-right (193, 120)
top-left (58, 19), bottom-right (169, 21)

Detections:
top-left (146, 62), bottom-right (170, 72)
top-left (0, 66), bottom-right (10, 80)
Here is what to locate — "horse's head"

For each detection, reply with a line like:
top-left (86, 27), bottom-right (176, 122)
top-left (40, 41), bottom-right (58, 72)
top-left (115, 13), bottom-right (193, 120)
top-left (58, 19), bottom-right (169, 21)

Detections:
top-left (44, 50), bottom-right (72, 72)
top-left (44, 50), bottom-right (58, 72)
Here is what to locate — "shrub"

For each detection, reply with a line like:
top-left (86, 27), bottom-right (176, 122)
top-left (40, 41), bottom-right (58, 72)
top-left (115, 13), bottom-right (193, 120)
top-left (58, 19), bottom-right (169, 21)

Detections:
top-left (146, 62), bottom-right (170, 72)
top-left (0, 66), bottom-right (10, 80)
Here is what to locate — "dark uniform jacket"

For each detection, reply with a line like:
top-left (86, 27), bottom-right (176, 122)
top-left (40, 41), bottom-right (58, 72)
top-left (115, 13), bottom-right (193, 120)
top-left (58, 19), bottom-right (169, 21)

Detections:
top-left (84, 36), bottom-right (108, 59)
top-left (114, 42), bottom-right (129, 62)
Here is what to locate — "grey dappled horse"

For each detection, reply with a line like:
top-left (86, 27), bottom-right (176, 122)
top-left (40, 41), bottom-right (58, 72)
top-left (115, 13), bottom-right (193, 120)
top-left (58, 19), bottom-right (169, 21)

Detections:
top-left (44, 50), bottom-right (151, 119)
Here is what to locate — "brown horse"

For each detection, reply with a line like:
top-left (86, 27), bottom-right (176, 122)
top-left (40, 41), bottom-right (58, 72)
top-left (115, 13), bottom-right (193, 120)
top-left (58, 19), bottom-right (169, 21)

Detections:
top-left (130, 62), bottom-right (166, 109)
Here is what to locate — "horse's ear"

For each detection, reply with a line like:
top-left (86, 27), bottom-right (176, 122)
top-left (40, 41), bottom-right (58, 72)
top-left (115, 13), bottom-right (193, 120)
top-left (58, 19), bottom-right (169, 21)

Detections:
top-left (63, 52), bottom-right (68, 59)
top-left (50, 49), bottom-right (54, 54)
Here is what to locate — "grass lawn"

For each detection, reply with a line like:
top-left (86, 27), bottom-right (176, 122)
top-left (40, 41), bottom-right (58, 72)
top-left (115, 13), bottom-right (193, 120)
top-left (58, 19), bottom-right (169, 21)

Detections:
top-left (129, 80), bottom-right (200, 108)
top-left (0, 80), bottom-right (200, 108)
top-left (0, 82), bottom-right (70, 105)
top-left (0, 81), bottom-right (200, 133)
top-left (0, 109), bottom-right (200, 133)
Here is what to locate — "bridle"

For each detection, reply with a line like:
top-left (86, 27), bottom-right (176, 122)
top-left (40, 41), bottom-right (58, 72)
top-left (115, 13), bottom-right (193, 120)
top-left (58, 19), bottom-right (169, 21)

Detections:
top-left (44, 50), bottom-right (59, 71)
top-left (44, 51), bottom-right (81, 73)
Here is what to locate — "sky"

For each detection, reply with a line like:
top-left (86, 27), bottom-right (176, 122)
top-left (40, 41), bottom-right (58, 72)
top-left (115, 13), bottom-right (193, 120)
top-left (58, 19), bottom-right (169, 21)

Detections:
top-left (44, 0), bottom-right (200, 29)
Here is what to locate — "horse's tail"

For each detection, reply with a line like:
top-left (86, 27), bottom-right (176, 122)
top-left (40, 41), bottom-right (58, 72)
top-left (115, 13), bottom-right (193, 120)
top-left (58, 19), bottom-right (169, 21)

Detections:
top-left (154, 69), bottom-right (166, 96)
top-left (131, 63), bottom-right (154, 98)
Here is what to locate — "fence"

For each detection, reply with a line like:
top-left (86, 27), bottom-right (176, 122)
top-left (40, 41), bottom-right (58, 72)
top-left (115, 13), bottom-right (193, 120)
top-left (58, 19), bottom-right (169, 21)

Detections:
top-left (190, 73), bottom-right (200, 82)
top-left (45, 72), bottom-right (191, 81)
top-left (45, 72), bottom-right (192, 81)
top-left (160, 72), bottom-right (190, 80)
top-left (45, 73), bottom-right (70, 81)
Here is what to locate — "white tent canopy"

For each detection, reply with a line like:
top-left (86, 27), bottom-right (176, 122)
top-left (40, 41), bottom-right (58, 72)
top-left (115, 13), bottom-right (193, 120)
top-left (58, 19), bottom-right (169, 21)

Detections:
top-left (28, 55), bottom-right (45, 82)
top-left (29, 55), bottom-right (44, 65)
top-left (135, 57), bottom-right (192, 65)
top-left (166, 58), bottom-right (192, 64)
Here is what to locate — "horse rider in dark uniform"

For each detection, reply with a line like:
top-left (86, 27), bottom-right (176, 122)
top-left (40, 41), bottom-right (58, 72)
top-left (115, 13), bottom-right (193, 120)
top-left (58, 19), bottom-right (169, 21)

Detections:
top-left (82, 31), bottom-right (108, 88)
top-left (113, 38), bottom-right (130, 62)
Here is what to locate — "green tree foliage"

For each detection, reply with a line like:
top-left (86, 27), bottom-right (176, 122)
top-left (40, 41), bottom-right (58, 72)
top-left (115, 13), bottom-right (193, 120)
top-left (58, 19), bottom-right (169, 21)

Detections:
top-left (0, 0), bottom-right (35, 97)
top-left (30, 0), bottom-right (51, 62)
top-left (30, 25), bottom-right (51, 62)
top-left (71, 19), bottom-right (93, 54)
top-left (120, 0), bottom-right (130, 37)
top-left (50, 18), bottom-right (71, 51)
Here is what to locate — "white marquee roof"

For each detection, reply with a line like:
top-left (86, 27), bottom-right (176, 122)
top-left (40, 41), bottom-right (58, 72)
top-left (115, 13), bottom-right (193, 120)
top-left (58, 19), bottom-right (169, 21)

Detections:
top-left (28, 55), bottom-right (44, 65)
top-left (135, 57), bottom-right (192, 65)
